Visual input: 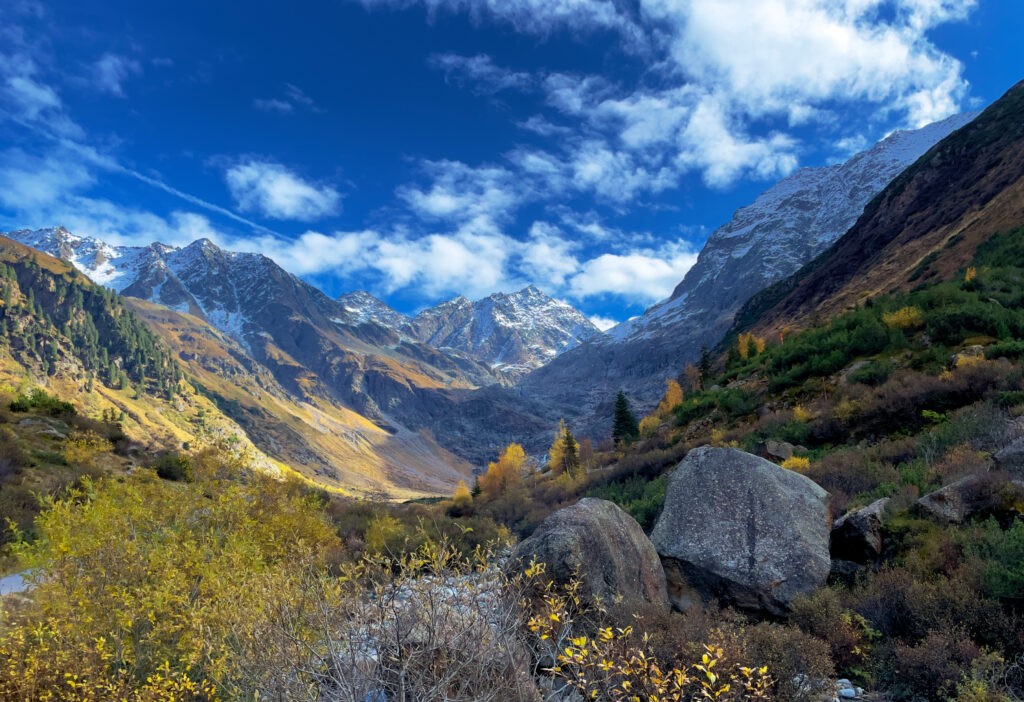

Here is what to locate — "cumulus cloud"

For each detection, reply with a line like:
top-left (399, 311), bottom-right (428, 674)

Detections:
top-left (225, 160), bottom-right (341, 221)
top-left (398, 159), bottom-right (524, 222)
top-left (567, 242), bottom-right (699, 301)
top-left (386, 0), bottom-right (975, 195)
top-left (89, 53), bottom-right (141, 97)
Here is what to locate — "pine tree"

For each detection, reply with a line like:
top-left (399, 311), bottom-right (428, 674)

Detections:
top-left (562, 427), bottom-right (581, 479)
top-left (612, 391), bottom-right (639, 445)
top-left (698, 344), bottom-right (712, 389)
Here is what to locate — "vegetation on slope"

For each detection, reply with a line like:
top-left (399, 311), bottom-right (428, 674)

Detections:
top-left (452, 227), bottom-right (1024, 701)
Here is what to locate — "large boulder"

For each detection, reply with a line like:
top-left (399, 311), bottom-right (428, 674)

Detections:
top-left (831, 498), bottom-right (889, 563)
top-left (511, 498), bottom-right (669, 613)
top-left (650, 446), bottom-right (831, 615)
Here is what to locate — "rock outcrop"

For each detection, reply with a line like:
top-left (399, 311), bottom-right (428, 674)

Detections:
top-left (511, 498), bottom-right (669, 613)
top-left (831, 498), bottom-right (889, 563)
top-left (650, 446), bottom-right (831, 615)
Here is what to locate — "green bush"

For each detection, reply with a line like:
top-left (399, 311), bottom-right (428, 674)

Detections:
top-left (587, 474), bottom-right (667, 530)
top-left (9, 388), bottom-right (75, 416)
top-left (847, 359), bottom-right (895, 386)
top-left (959, 518), bottom-right (1024, 601)
top-left (153, 451), bottom-right (194, 482)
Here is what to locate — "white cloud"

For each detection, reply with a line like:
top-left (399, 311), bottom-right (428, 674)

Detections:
top-left (398, 160), bottom-right (523, 222)
top-left (89, 53), bottom-right (141, 97)
top-left (0, 51), bottom-right (83, 138)
top-left (376, 0), bottom-right (975, 193)
top-left (0, 148), bottom-right (95, 209)
top-left (588, 315), bottom-right (618, 331)
top-left (357, 0), bottom-right (633, 36)
top-left (567, 242), bottom-right (699, 301)
top-left (641, 0), bottom-right (972, 127)
top-left (225, 160), bottom-right (341, 221)
top-left (521, 222), bottom-right (580, 289)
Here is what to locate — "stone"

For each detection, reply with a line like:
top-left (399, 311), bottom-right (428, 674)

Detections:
top-left (511, 498), bottom-right (669, 613)
top-left (995, 436), bottom-right (1024, 475)
top-left (831, 498), bottom-right (889, 563)
top-left (650, 446), bottom-right (832, 616)
top-left (760, 439), bottom-right (795, 462)
top-left (916, 475), bottom-right (988, 524)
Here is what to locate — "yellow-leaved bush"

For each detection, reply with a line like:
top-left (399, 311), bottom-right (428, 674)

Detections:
top-left (1, 467), bottom-right (341, 700)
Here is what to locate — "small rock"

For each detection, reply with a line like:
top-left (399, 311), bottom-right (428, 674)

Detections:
top-left (759, 439), bottom-right (794, 462)
top-left (831, 498), bottom-right (889, 563)
top-left (995, 436), bottom-right (1024, 475)
top-left (917, 475), bottom-right (988, 524)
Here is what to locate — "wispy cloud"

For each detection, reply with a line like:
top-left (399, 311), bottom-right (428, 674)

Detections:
top-left (253, 97), bottom-right (293, 113)
top-left (253, 83), bottom-right (323, 114)
top-left (88, 53), bottom-right (141, 97)
top-left (429, 53), bottom-right (532, 94)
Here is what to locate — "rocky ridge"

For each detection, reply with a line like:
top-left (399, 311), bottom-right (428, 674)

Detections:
top-left (517, 112), bottom-right (979, 437)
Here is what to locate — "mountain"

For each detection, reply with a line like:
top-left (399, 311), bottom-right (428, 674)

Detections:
top-left (6, 227), bottom-right (551, 478)
top-left (734, 79), bottom-right (1024, 339)
top-left (0, 235), bottom-right (280, 473)
top-left (339, 286), bottom-right (602, 378)
top-left (517, 111), bottom-right (979, 434)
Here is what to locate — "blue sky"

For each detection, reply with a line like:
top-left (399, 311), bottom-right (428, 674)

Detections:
top-left (0, 0), bottom-right (1021, 328)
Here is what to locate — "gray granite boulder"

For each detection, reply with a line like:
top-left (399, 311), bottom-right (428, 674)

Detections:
top-left (511, 498), bottom-right (669, 613)
top-left (650, 446), bottom-right (831, 615)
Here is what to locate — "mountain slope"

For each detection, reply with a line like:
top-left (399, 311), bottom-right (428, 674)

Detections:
top-left (130, 299), bottom-right (475, 497)
top-left (0, 235), bottom-right (281, 473)
top-left (736, 79), bottom-right (1024, 339)
top-left (517, 111), bottom-right (978, 434)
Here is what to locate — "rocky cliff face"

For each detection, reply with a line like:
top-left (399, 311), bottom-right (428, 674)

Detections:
top-left (518, 111), bottom-right (978, 436)
top-left (339, 285), bottom-right (601, 379)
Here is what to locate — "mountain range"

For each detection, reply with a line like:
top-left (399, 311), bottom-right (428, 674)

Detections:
top-left (339, 285), bottom-right (601, 379)
top-left (1, 99), bottom-right (996, 496)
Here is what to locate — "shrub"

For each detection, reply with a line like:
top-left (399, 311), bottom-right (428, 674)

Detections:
top-left (153, 451), bottom-right (194, 482)
top-left (781, 456), bottom-right (810, 472)
top-left (2, 468), bottom-right (341, 697)
top-left (847, 359), bottom-right (895, 386)
top-left (8, 388), bottom-right (75, 416)
top-left (884, 306), bottom-right (924, 330)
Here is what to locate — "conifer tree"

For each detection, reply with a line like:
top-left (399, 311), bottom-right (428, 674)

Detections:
top-left (698, 344), bottom-right (712, 389)
top-left (612, 391), bottom-right (639, 445)
top-left (562, 427), bottom-right (581, 479)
